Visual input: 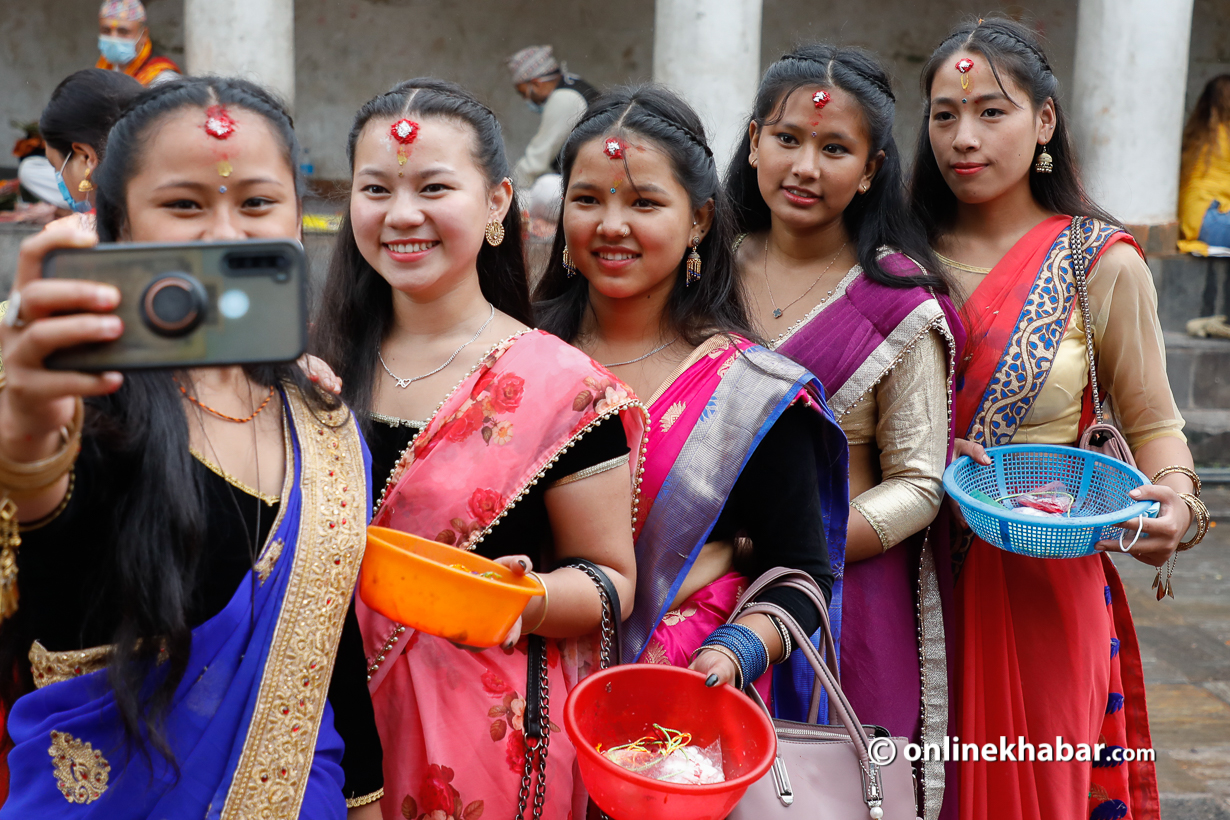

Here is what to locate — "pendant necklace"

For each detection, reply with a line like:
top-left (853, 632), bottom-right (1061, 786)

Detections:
top-left (764, 238), bottom-right (848, 319)
top-left (378, 303), bottom-right (495, 389)
top-left (601, 336), bottom-right (679, 368)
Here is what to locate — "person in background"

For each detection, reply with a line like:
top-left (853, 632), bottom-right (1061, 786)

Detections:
top-left (38, 69), bottom-right (144, 221)
top-left (1178, 75), bottom-right (1230, 254)
top-left (507, 45), bottom-right (599, 190)
top-left (96, 0), bottom-right (181, 88)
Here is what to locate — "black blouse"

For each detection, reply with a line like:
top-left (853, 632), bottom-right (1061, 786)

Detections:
top-left (11, 439), bottom-right (383, 802)
top-left (708, 401), bottom-right (834, 636)
top-left (366, 413), bottom-right (631, 566)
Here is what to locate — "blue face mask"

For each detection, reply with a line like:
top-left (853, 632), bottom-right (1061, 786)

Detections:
top-left (55, 154), bottom-right (93, 214)
top-left (526, 99), bottom-right (545, 115)
top-left (99, 34), bottom-right (138, 66)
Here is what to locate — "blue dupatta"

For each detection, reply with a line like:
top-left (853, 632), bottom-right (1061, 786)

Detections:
top-left (1, 388), bottom-right (369, 819)
top-left (621, 340), bottom-right (849, 722)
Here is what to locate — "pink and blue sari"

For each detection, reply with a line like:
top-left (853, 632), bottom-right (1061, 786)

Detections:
top-left (0, 388), bottom-right (369, 820)
top-left (623, 335), bottom-right (848, 721)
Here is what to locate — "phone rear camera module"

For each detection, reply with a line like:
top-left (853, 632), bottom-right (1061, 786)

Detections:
top-left (141, 273), bottom-right (208, 337)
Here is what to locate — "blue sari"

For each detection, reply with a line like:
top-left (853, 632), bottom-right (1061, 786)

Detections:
top-left (1, 387), bottom-right (369, 819)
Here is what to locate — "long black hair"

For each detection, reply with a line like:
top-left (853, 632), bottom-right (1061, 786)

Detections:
top-left (727, 44), bottom-right (949, 293)
top-left (312, 78), bottom-right (532, 429)
top-left (38, 68), bottom-right (143, 159)
top-left (10, 76), bottom-right (335, 762)
top-left (908, 17), bottom-right (1118, 240)
top-left (533, 84), bottom-right (756, 345)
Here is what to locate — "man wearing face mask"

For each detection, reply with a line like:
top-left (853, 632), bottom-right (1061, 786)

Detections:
top-left (507, 45), bottom-right (599, 189)
top-left (96, 0), bottom-right (181, 87)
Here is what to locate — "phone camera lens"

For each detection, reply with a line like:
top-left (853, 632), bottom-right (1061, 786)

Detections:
top-left (141, 273), bottom-right (207, 337)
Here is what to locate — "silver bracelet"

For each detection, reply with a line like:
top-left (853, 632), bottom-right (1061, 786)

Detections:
top-left (769, 615), bottom-right (793, 663)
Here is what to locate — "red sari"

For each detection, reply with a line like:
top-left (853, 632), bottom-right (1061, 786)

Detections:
top-left (949, 216), bottom-right (1160, 820)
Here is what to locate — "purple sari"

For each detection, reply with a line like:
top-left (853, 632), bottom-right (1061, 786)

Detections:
top-left (774, 252), bottom-right (964, 820)
top-left (0, 388), bottom-right (369, 819)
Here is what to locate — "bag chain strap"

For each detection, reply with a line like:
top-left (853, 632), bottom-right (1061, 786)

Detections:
top-left (1069, 215), bottom-right (1104, 424)
top-left (570, 561), bottom-right (615, 670)
top-left (516, 636), bottom-right (552, 820)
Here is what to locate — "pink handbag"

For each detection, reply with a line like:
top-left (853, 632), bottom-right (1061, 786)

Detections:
top-left (725, 569), bottom-right (919, 820)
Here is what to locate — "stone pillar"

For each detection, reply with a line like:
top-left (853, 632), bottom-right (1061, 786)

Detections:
top-left (653, 0), bottom-right (762, 169)
top-left (184, 0), bottom-right (295, 110)
top-left (1071, 0), bottom-right (1195, 253)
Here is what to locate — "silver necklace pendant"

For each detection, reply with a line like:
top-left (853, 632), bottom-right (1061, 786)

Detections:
top-left (379, 303), bottom-right (495, 388)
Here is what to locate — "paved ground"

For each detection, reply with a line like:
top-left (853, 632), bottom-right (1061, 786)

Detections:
top-left (1113, 486), bottom-right (1230, 818)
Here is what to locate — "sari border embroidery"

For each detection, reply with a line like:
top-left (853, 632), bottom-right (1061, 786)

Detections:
top-left (827, 298), bottom-right (951, 419)
top-left (30, 641), bottom-right (110, 690)
top-left (219, 388), bottom-right (366, 820)
top-left (48, 730), bottom-right (110, 804)
top-left (645, 334), bottom-right (730, 407)
top-left (917, 533), bottom-right (948, 820)
top-left (968, 219), bottom-right (1121, 445)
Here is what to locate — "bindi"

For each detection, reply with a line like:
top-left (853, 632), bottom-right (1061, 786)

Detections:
top-left (956, 57), bottom-right (975, 90)
top-left (390, 118), bottom-right (420, 175)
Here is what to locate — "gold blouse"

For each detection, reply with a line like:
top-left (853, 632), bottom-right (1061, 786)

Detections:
top-left (946, 241), bottom-right (1185, 449)
top-left (843, 328), bottom-right (950, 550)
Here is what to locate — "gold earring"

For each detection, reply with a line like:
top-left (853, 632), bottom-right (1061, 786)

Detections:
top-left (78, 165), bottom-right (95, 193)
top-left (1034, 143), bottom-right (1053, 174)
top-left (686, 237), bottom-right (702, 286)
top-left (562, 245), bottom-right (578, 278)
top-left (484, 218), bottom-right (505, 247)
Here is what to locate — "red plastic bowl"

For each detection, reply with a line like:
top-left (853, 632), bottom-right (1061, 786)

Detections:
top-left (564, 665), bottom-right (777, 820)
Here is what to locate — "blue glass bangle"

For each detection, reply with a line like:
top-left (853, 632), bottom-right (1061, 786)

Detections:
top-left (703, 624), bottom-right (769, 687)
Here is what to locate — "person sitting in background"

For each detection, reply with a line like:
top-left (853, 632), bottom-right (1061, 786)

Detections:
top-left (507, 45), bottom-right (599, 189)
top-left (96, 0), bottom-right (181, 88)
top-left (1179, 75), bottom-right (1230, 254)
top-left (38, 69), bottom-right (144, 223)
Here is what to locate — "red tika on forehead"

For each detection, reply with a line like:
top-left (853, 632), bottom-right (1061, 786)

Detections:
top-left (203, 106), bottom-right (237, 140)
top-left (390, 119), bottom-right (419, 145)
top-left (956, 57), bottom-right (975, 74)
top-left (603, 138), bottom-right (626, 160)
top-left (812, 90), bottom-right (831, 109)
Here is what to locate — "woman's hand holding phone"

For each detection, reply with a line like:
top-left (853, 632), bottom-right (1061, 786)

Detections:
top-left (0, 222), bottom-right (123, 517)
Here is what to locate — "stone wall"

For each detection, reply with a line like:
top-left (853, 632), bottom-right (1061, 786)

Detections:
top-left (3, 0), bottom-right (1228, 182)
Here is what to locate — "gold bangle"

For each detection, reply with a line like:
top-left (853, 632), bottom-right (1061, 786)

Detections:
top-left (523, 571), bottom-right (549, 633)
top-left (19, 467), bottom-right (75, 532)
top-left (345, 787), bottom-right (384, 808)
top-left (1177, 493), bottom-right (1209, 550)
top-left (1151, 465), bottom-right (1201, 498)
top-left (0, 386), bottom-right (84, 496)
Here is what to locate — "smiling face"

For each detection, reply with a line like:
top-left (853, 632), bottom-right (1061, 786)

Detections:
top-left (562, 133), bottom-right (710, 303)
top-left (123, 107), bottom-right (299, 242)
top-left (928, 49), bottom-right (1055, 205)
top-left (349, 115), bottom-right (511, 303)
top-left (748, 86), bottom-right (880, 232)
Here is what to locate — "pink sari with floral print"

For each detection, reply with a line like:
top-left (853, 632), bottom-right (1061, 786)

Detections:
top-left (357, 330), bottom-right (647, 820)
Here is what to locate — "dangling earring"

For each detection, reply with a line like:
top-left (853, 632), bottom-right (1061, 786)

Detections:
top-left (1033, 143), bottom-right (1054, 174)
top-left (77, 165), bottom-right (95, 193)
top-left (484, 218), bottom-right (505, 247)
top-left (686, 237), bottom-right (702, 286)
top-left (562, 245), bottom-right (579, 278)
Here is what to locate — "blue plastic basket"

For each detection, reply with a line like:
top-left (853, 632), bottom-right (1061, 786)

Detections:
top-left (942, 444), bottom-right (1160, 559)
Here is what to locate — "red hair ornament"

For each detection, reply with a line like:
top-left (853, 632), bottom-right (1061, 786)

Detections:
top-left (956, 57), bottom-right (975, 90)
top-left (390, 118), bottom-right (420, 173)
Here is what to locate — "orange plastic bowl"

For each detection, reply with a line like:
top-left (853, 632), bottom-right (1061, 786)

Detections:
top-left (359, 526), bottom-right (544, 648)
top-left (564, 665), bottom-right (777, 820)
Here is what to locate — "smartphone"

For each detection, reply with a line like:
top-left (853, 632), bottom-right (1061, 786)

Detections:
top-left (42, 239), bottom-right (308, 371)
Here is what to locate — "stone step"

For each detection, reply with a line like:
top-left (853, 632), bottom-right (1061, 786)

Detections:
top-left (1149, 254), bottom-right (1230, 333)
top-left (1164, 331), bottom-right (1230, 412)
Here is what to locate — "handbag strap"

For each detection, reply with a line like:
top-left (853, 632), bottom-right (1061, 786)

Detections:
top-left (1069, 215), bottom-right (1104, 424)
top-left (559, 558), bottom-right (622, 669)
top-left (740, 599), bottom-right (888, 810)
top-left (727, 568), bottom-right (838, 721)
